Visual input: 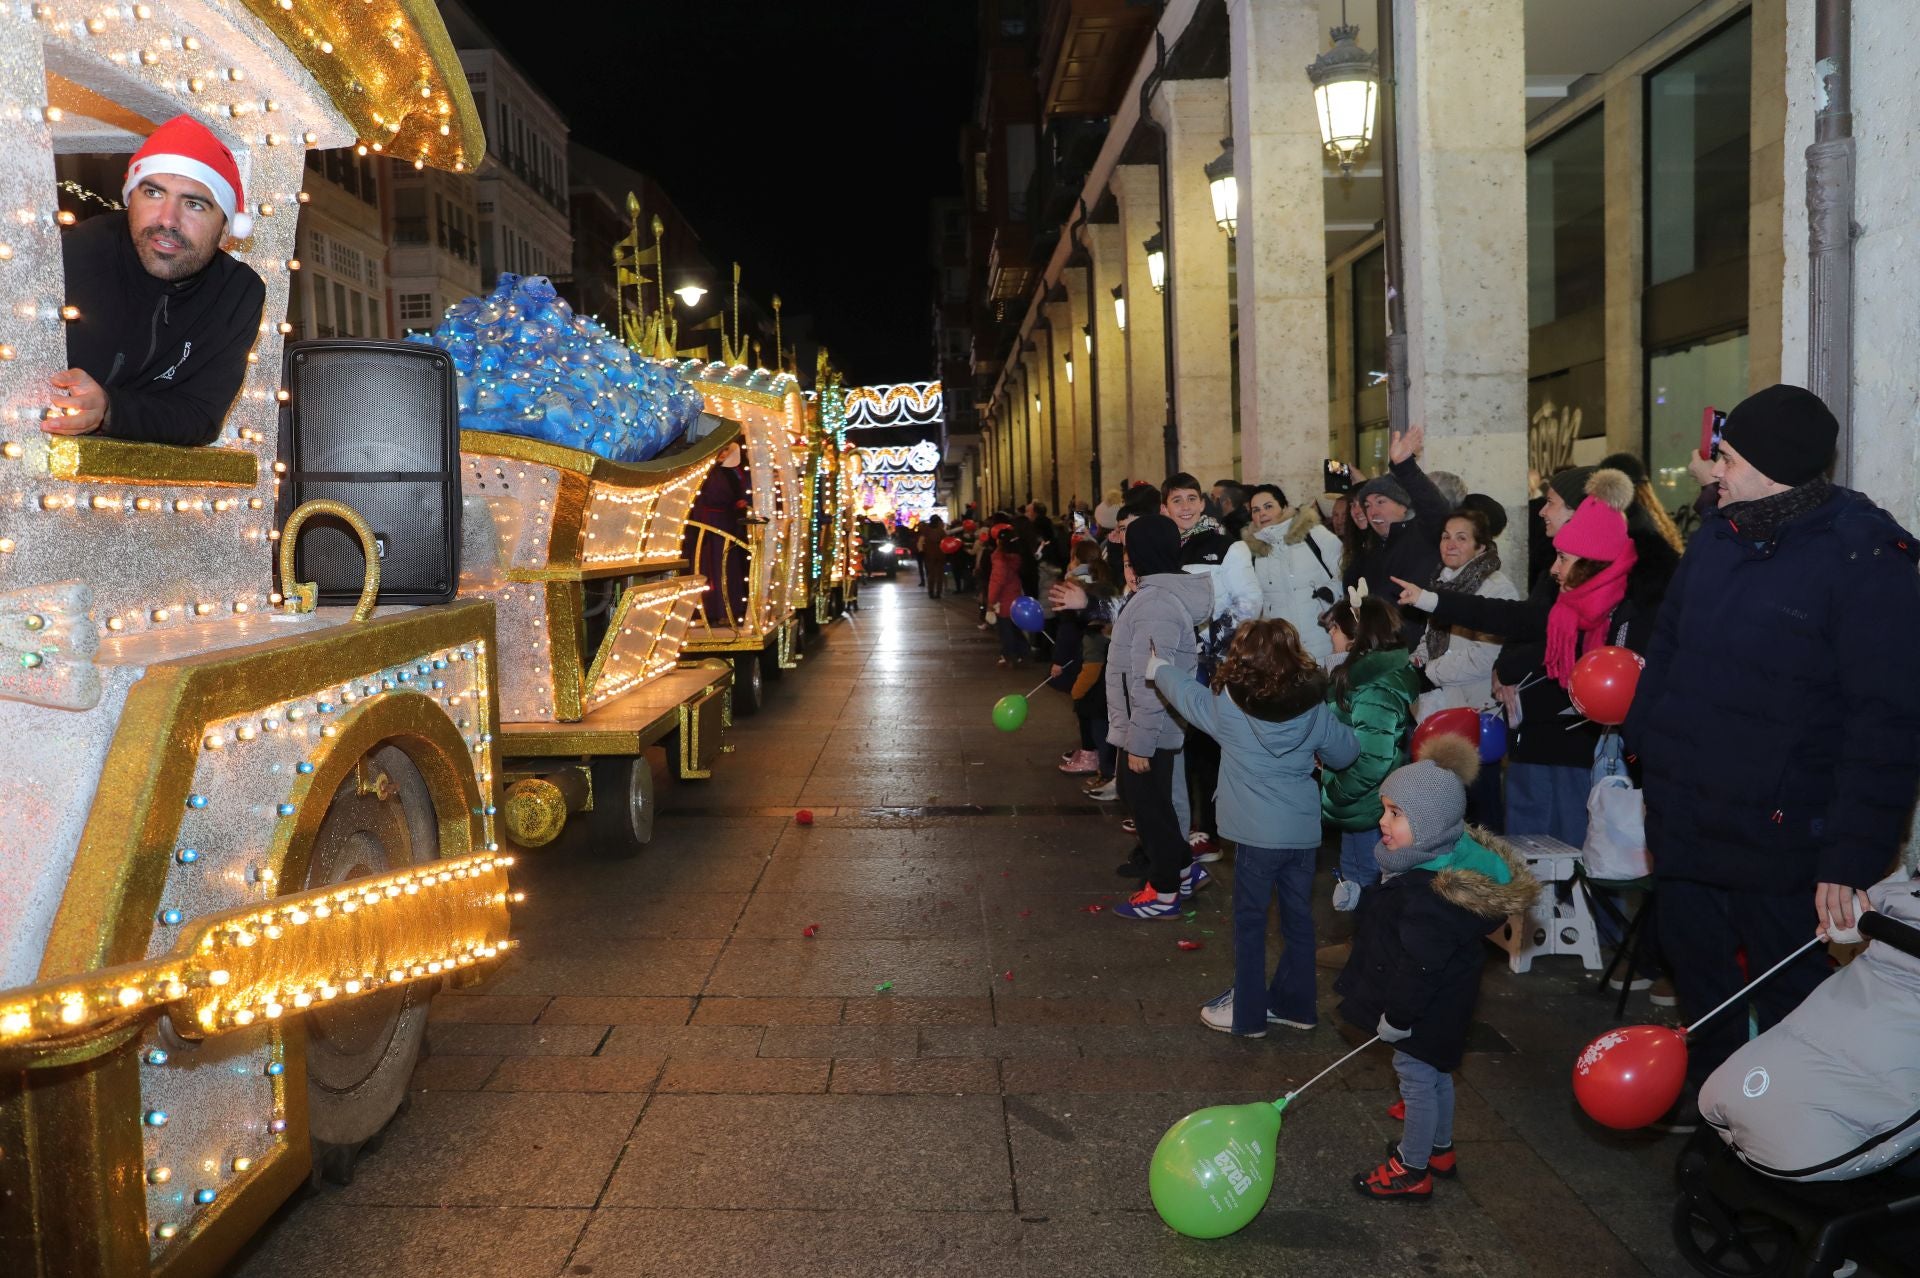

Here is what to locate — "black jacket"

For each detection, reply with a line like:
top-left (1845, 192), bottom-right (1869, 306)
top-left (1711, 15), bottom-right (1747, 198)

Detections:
top-left (62, 210), bottom-right (265, 446)
top-left (1334, 832), bottom-right (1539, 1072)
top-left (1179, 523), bottom-right (1231, 568)
top-left (1346, 458), bottom-right (1450, 643)
top-left (1625, 487), bottom-right (1920, 892)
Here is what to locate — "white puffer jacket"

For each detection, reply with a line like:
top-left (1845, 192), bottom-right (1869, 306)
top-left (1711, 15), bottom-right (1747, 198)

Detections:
top-left (1413, 558), bottom-right (1519, 720)
top-left (1215, 507), bottom-right (1343, 662)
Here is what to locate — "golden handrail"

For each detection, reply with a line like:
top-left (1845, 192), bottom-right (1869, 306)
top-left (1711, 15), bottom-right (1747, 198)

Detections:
top-left (279, 499), bottom-right (381, 622)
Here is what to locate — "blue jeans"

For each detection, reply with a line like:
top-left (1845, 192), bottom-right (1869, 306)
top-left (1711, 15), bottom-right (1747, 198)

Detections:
top-left (1230, 845), bottom-right (1319, 1033)
top-left (1393, 1051), bottom-right (1455, 1169)
top-left (1337, 827), bottom-right (1380, 890)
top-left (1504, 761), bottom-right (1589, 848)
top-left (996, 616), bottom-right (1029, 661)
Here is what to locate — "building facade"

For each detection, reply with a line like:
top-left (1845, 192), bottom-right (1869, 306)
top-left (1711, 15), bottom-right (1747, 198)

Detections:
top-left (287, 148), bottom-right (389, 341)
top-left (966, 0), bottom-right (1915, 582)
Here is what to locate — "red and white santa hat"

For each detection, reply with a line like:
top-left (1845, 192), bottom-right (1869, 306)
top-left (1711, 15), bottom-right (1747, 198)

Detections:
top-left (121, 115), bottom-right (252, 238)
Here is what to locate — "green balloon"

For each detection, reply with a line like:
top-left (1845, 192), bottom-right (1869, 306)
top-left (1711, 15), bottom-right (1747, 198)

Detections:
top-left (1149, 1100), bottom-right (1284, 1238)
top-left (991, 693), bottom-right (1028, 732)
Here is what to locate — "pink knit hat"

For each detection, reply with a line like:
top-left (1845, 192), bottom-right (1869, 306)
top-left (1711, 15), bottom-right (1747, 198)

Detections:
top-left (1554, 496), bottom-right (1631, 561)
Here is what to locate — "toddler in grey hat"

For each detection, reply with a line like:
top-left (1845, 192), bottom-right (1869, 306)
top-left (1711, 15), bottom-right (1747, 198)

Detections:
top-left (1335, 735), bottom-right (1540, 1201)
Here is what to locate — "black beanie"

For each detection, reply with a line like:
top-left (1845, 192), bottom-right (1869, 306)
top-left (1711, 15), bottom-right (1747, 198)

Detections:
top-left (1124, 513), bottom-right (1183, 578)
top-left (1546, 465), bottom-right (1595, 511)
top-left (1459, 493), bottom-right (1509, 539)
top-left (1721, 384), bottom-right (1839, 486)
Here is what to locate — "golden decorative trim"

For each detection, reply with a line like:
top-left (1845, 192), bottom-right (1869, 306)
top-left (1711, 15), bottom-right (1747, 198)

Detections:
top-left (43, 438), bottom-right (258, 488)
top-left (506, 558), bottom-right (689, 583)
top-left (675, 668), bottom-right (730, 779)
top-left (501, 778), bottom-right (567, 848)
top-left (461, 423), bottom-right (740, 485)
top-left (39, 600), bottom-right (496, 977)
top-left (237, 0), bottom-right (483, 170)
top-left (498, 664), bottom-right (729, 759)
top-left (279, 500), bottom-right (380, 621)
top-left (579, 578), bottom-right (705, 708)
top-left (544, 580), bottom-right (586, 721)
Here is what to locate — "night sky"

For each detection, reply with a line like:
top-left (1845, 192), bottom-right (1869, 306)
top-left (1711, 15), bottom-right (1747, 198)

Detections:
top-left (463, 0), bottom-right (979, 386)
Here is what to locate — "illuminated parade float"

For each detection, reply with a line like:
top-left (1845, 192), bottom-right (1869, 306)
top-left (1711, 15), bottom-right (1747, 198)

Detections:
top-left (0, 0), bottom-right (875, 1272)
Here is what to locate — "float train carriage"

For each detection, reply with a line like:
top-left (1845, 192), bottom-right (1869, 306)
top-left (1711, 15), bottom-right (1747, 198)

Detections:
top-left (4, 3), bottom-right (514, 1275)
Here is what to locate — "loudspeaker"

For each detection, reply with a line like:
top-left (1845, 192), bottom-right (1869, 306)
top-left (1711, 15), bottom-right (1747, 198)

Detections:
top-left (280, 339), bottom-right (461, 605)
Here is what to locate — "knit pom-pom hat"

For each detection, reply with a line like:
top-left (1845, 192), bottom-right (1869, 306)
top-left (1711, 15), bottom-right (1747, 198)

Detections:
top-left (1377, 735), bottom-right (1481, 874)
top-left (1552, 469), bottom-right (1634, 562)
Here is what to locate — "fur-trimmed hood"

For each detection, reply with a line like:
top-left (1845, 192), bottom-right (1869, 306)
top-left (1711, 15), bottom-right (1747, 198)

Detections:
top-left (1243, 504), bottom-right (1325, 558)
top-left (1426, 828), bottom-right (1541, 920)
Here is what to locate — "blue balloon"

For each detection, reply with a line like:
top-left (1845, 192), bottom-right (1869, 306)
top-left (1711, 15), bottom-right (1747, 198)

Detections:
top-left (1477, 709), bottom-right (1509, 763)
top-left (1010, 595), bottom-right (1045, 633)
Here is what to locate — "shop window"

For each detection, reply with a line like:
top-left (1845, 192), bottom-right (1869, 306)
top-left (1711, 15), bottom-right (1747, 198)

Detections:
top-left (1527, 110), bottom-right (1605, 328)
top-left (1647, 15), bottom-right (1751, 289)
top-left (398, 293), bottom-right (434, 326)
top-left (1646, 330), bottom-right (1748, 521)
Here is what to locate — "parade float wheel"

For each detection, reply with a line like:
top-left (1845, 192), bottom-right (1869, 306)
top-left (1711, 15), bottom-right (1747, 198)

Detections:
top-left (761, 637), bottom-right (784, 681)
top-left (1671, 1194), bottom-right (1797, 1278)
top-left (731, 653), bottom-right (763, 716)
top-left (303, 744), bottom-right (438, 1187)
top-left (589, 753), bottom-right (656, 857)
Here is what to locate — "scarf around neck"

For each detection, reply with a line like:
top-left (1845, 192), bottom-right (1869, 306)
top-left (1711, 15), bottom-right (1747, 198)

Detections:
top-left (1545, 543), bottom-right (1638, 686)
top-left (1423, 548), bottom-right (1502, 662)
top-left (1722, 478), bottom-right (1832, 544)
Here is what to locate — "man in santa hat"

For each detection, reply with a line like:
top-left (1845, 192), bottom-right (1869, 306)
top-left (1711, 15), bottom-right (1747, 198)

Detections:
top-left (43, 114), bottom-right (265, 445)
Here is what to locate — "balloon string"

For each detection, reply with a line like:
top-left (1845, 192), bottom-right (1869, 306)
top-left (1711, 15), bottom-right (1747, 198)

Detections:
top-left (1278, 1034), bottom-right (1381, 1109)
top-left (1683, 935), bottom-right (1824, 1036)
top-left (1024, 658), bottom-right (1076, 701)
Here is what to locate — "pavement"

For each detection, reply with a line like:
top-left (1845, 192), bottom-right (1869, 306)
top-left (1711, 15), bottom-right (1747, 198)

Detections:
top-left (231, 579), bottom-right (1720, 1278)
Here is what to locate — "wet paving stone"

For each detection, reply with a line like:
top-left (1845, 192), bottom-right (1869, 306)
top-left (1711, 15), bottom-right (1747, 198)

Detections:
top-left (238, 585), bottom-right (1703, 1275)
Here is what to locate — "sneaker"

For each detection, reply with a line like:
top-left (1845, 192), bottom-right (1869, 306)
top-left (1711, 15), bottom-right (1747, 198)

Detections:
top-left (1086, 779), bottom-right (1118, 802)
top-left (1605, 973), bottom-right (1653, 993)
top-left (1199, 990), bottom-right (1267, 1039)
top-left (1121, 818), bottom-right (1137, 835)
top-left (1112, 886), bottom-right (1183, 920)
top-left (1650, 1089), bottom-right (1702, 1135)
top-left (1179, 863), bottom-right (1211, 898)
top-left (1387, 1098), bottom-right (1406, 1122)
top-left (1113, 847), bottom-right (1149, 877)
top-left (1650, 977), bottom-right (1677, 1008)
top-left (1059, 748), bottom-right (1078, 762)
top-left (1353, 1154), bottom-right (1432, 1201)
top-left (1058, 749), bottom-right (1100, 775)
top-left (1389, 1139), bottom-right (1457, 1179)
top-left (1187, 832), bottom-right (1222, 863)
top-left (1271, 1016), bottom-right (1316, 1031)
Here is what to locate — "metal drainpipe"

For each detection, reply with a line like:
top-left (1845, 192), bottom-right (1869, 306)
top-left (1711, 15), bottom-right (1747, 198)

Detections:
top-left (1377, 0), bottom-right (1409, 437)
top-left (1141, 30), bottom-right (1179, 479)
top-left (1807, 0), bottom-right (1855, 483)
top-left (1065, 198), bottom-right (1100, 500)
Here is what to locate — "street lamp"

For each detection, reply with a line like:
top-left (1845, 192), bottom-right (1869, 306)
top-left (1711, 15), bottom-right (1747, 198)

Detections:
top-left (1306, 6), bottom-right (1378, 173)
top-left (1081, 324), bottom-right (1092, 354)
top-left (1204, 137), bottom-right (1237, 236)
top-left (1143, 229), bottom-right (1166, 294)
top-left (1111, 284), bottom-right (1127, 333)
top-left (673, 283), bottom-right (708, 307)
top-left (1063, 353), bottom-right (1074, 384)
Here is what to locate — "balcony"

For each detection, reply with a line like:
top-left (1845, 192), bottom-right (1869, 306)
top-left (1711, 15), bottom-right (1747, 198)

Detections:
top-left (1036, 0), bottom-right (1157, 119)
top-left (986, 224), bottom-right (1034, 303)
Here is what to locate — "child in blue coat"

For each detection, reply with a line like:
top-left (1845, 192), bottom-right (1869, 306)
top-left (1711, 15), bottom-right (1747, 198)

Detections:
top-left (1149, 618), bottom-right (1359, 1036)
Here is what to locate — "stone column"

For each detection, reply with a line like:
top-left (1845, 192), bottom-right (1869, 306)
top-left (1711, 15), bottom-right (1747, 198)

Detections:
top-left (1150, 78), bottom-right (1236, 485)
top-left (1056, 285), bottom-right (1092, 509)
top-left (1328, 262), bottom-right (1355, 462)
top-left (1023, 346), bottom-right (1045, 506)
top-left (1394, 0), bottom-right (1530, 575)
top-left (1602, 78), bottom-right (1645, 459)
top-left (1041, 300), bottom-right (1072, 510)
top-left (1085, 223), bottom-right (1132, 495)
top-left (1227, 0), bottom-right (1329, 501)
top-left (1112, 163), bottom-right (1169, 486)
top-left (1747, 0), bottom-right (1788, 392)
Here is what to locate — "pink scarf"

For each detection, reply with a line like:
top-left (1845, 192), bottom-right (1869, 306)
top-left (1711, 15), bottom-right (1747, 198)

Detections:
top-left (1544, 543), bottom-right (1637, 686)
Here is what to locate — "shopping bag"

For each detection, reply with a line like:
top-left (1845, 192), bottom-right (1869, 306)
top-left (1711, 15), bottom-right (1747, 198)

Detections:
top-left (1583, 775), bottom-right (1650, 881)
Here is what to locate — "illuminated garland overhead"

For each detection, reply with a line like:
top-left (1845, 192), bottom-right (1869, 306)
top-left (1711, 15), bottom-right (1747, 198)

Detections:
top-left (844, 381), bottom-right (943, 429)
top-left (856, 441), bottom-right (941, 475)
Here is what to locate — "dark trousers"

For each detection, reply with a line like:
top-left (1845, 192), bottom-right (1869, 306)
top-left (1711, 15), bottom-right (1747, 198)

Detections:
top-left (1117, 747), bottom-right (1188, 894)
top-left (1466, 760), bottom-right (1504, 833)
top-left (1231, 845), bottom-right (1319, 1032)
top-left (1185, 732), bottom-right (1220, 839)
top-left (1655, 877), bottom-right (1830, 1086)
top-left (1073, 689), bottom-right (1106, 751)
top-left (996, 616), bottom-right (1029, 662)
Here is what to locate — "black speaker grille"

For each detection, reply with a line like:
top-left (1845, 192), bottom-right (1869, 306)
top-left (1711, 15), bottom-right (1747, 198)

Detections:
top-left (283, 340), bottom-right (460, 605)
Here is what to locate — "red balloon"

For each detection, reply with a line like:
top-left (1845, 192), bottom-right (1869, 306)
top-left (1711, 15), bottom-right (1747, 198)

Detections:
top-left (1410, 706), bottom-right (1480, 757)
top-left (1572, 1024), bottom-right (1688, 1130)
top-left (1570, 645), bottom-right (1645, 726)
top-left (940, 536), bottom-right (963, 555)
top-left (962, 519), bottom-right (977, 531)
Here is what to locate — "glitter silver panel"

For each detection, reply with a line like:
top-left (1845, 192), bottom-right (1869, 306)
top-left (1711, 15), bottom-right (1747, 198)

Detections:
top-left (136, 1020), bottom-right (282, 1249)
top-left (461, 454), bottom-right (562, 575)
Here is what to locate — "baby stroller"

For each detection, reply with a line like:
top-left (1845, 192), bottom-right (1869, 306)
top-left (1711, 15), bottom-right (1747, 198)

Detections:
top-left (1672, 880), bottom-right (1920, 1278)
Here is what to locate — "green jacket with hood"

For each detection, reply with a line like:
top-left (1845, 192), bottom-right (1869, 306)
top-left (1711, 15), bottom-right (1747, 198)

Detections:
top-left (1319, 648), bottom-right (1421, 831)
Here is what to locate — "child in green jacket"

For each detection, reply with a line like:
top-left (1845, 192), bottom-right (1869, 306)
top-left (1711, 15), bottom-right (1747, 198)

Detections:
top-left (1320, 592), bottom-right (1421, 909)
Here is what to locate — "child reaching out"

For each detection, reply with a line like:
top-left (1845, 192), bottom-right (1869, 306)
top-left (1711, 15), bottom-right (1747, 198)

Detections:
top-left (1336, 737), bottom-right (1540, 1201)
top-left (1147, 619), bottom-right (1359, 1036)
top-left (1319, 593), bottom-right (1420, 909)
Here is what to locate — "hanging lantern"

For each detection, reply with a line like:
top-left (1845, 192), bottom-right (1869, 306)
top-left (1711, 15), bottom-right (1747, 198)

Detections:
top-left (1063, 353), bottom-right (1074, 384)
top-left (1111, 284), bottom-right (1127, 333)
top-left (1204, 137), bottom-right (1238, 236)
top-left (1306, 9), bottom-right (1378, 173)
top-left (1143, 229), bottom-right (1166, 294)
top-left (1082, 324), bottom-right (1092, 354)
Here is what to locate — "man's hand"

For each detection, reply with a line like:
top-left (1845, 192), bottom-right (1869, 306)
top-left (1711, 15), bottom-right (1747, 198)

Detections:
top-left (1049, 581), bottom-right (1089, 611)
top-left (1686, 453), bottom-right (1717, 488)
top-left (1388, 576), bottom-right (1426, 609)
top-left (43, 368), bottom-right (106, 435)
top-left (1815, 882), bottom-right (1872, 941)
top-left (1127, 752), bottom-right (1151, 774)
top-left (1388, 421), bottom-right (1425, 465)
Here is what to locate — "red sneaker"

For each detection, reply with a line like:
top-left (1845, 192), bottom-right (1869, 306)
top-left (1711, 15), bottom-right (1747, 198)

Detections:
top-left (1389, 1139), bottom-right (1456, 1179)
top-left (1353, 1154), bottom-right (1432, 1201)
top-left (1387, 1098), bottom-right (1405, 1122)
